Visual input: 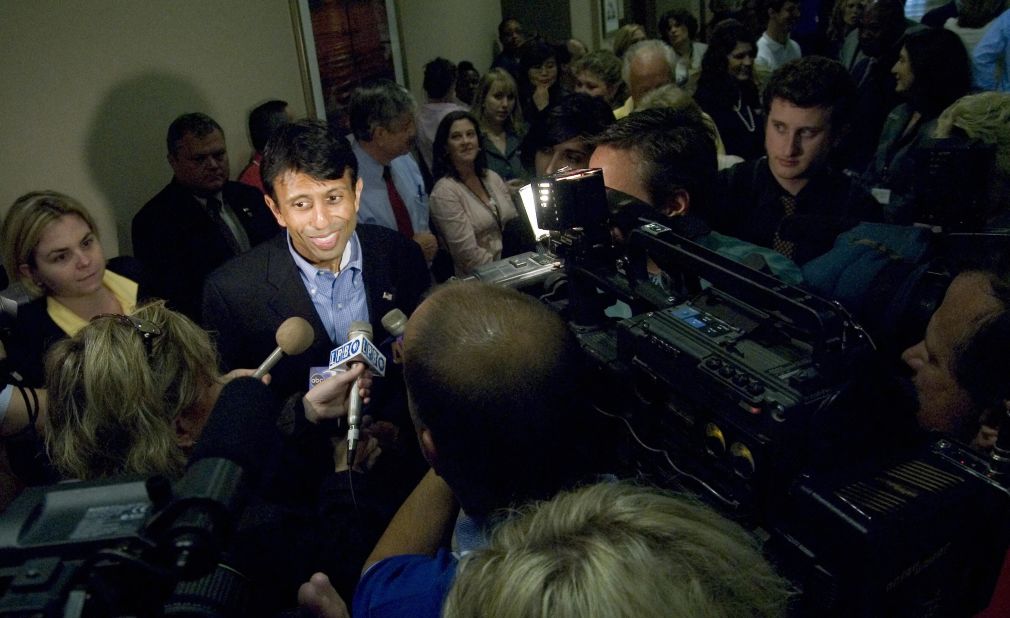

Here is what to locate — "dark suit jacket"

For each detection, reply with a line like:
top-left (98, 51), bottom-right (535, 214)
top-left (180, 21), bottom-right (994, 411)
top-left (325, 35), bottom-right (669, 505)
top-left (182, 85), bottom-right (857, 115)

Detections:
top-left (132, 178), bottom-right (278, 320)
top-left (201, 224), bottom-right (430, 404)
top-left (6, 256), bottom-right (148, 388)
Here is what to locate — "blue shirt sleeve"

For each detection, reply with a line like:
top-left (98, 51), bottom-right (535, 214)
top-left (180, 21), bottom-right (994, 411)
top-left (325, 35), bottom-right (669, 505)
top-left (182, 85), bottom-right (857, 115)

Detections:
top-left (353, 549), bottom-right (458, 618)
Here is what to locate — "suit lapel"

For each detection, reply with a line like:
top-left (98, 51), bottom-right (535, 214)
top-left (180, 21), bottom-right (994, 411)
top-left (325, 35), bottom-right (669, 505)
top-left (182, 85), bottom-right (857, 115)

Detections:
top-left (264, 235), bottom-right (331, 350)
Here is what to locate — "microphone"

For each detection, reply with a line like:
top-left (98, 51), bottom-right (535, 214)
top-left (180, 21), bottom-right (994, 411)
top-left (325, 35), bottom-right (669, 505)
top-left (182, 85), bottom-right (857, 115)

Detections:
top-left (382, 309), bottom-right (408, 364)
top-left (329, 322), bottom-right (386, 465)
top-left (253, 317), bottom-right (314, 379)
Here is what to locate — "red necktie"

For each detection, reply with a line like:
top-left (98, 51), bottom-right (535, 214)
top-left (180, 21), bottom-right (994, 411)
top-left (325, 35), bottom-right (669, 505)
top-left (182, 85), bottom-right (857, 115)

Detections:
top-left (383, 166), bottom-right (415, 238)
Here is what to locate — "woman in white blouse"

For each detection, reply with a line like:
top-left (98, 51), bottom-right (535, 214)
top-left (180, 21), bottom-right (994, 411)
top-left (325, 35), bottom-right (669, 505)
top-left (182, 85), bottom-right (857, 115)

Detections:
top-left (429, 110), bottom-right (518, 277)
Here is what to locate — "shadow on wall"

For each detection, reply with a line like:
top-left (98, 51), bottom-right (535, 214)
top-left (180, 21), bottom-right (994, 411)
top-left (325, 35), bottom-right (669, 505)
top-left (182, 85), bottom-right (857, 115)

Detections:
top-left (85, 72), bottom-right (210, 256)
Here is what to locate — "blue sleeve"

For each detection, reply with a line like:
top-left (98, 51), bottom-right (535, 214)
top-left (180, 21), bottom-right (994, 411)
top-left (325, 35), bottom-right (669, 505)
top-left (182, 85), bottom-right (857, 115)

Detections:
top-left (973, 10), bottom-right (1010, 91)
top-left (353, 549), bottom-right (458, 618)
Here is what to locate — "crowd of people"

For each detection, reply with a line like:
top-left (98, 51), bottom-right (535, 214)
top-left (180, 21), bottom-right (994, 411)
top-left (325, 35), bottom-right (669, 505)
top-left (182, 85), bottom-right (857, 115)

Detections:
top-left (2, 2), bottom-right (1010, 615)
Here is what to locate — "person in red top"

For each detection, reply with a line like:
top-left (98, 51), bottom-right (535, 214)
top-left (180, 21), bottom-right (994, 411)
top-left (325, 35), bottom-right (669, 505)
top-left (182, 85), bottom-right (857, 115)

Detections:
top-left (238, 99), bottom-right (291, 194)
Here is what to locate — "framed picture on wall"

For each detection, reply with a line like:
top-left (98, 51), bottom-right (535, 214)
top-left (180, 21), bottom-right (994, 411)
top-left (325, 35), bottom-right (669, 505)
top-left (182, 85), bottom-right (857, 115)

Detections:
top-left (602, 0), bottom-right (620, 34)
top-left (289, 0), bottom-right (405, 131)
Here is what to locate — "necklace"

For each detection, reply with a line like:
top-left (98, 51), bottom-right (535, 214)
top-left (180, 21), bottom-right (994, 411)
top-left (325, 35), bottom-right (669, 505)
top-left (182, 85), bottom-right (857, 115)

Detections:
top-left (734, 93), bottom-right (756, 133)
top-left (463, 176), bottom-right (503, 232)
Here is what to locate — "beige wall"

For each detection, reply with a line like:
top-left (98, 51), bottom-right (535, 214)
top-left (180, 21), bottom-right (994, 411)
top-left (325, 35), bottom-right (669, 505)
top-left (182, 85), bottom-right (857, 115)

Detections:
top-left (0, 1), bottom-right (307, 256)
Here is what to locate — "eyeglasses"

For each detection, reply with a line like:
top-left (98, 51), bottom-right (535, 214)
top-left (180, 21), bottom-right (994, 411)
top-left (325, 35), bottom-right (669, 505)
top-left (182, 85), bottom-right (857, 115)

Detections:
top-left (91, 314), bottom-right (162, 356)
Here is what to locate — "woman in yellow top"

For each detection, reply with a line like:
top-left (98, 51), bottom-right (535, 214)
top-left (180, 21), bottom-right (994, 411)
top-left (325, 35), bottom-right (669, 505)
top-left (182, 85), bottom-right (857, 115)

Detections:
top-left (1, 190), bottom-right (145, 387)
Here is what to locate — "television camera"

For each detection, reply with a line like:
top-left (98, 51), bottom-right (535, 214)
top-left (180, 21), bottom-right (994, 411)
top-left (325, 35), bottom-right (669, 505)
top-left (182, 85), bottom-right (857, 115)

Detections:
top-left (472, 169), bottom-right (1010, 616)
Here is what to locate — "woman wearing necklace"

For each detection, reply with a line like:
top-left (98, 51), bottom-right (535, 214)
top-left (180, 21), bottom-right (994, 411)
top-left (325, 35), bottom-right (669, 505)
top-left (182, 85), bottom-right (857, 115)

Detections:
top-left (430, 110), bottom-right (518, 277)
top-left (694, 20), bottom-right (764, 161)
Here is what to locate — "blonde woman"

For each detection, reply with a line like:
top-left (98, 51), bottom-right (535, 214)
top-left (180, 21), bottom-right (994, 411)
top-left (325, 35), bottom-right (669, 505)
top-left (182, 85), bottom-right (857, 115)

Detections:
top-left (471, 68), bottom-right (526, 183)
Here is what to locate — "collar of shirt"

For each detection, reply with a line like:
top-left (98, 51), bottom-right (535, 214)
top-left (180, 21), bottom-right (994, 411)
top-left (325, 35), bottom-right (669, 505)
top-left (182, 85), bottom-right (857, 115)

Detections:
top-left (192, 191), bottom-right (224, 209)
top-left (288, 230), bottom-right (361, 284)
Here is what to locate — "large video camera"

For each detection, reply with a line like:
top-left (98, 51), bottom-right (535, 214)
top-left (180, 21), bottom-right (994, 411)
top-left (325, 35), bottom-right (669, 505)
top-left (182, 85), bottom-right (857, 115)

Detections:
top-left (474, 170), bottom-right (1010, 616)
top-left (0, 457), bottom-right (251, 617)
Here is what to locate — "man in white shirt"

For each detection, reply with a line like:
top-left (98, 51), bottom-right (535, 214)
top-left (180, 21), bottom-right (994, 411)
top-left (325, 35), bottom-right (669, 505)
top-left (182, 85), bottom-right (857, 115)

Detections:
top-left (756, 0), bottom-right (803, 75)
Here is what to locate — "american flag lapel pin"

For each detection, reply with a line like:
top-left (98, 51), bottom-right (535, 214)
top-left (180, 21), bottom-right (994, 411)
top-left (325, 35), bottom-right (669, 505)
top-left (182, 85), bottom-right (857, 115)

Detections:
top-left (382, 291), bottom-right (393, 301)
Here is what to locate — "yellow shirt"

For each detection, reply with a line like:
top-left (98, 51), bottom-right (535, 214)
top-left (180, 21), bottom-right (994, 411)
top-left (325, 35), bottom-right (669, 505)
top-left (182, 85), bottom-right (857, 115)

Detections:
top-left (47, 270), bottom-right (139, 336)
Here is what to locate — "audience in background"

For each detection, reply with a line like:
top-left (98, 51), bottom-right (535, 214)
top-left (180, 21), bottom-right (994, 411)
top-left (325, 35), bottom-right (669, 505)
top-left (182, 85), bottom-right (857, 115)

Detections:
top-left (521, 92), bottom-right (614, 176)
top-left (615, 39), bottom-right (677, 119)
top-left (238, 99), bottom-right (290, 194)
top-left (826, 0), bottom-right (864, 58)
top-left (429, 111), bottom-right (518, 277)
top-left (695, 20), bottom-right (765, 160)
top-left (861, 27), bottom-right (972, 223)
top-left (471, 68), bottom-right (526, 183)
top-left (658, 8), bottom-right (708, 93)
top-left (347, 80), bottom-right (438, 263)
top-left (972, 7), bottom-right (1010, 91)
top-left (491, 17), bottom-right (526, 82)
top-left (517, 39), bottom-right (563, 125)
top-left (943, 0), bottom-right (1005, 55)
top-left (132, 112), bottom-right (277, 320)
top-left (572, 49), bottom-right (625, 108)
top-left (443, 482), bottom-right (792, 618)
top-left (455, 61), bottom-right (481, 107)
top-left (612, 23), bottom-right (648, 58)
top-left (636, 84), bottom-right (738, 168)
top-left (756, 0), bottom-right (803, 75)
top-left (415, 57), bottom-right (466, 177)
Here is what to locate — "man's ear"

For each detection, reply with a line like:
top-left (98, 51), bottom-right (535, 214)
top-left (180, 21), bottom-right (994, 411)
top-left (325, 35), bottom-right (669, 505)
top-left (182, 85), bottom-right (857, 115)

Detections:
top-left (264, 194), bottom-right (287, 228)
top-left (419, 427), bottom-right (439, 470)
top-left (660, 188), bottom-right (691, 217)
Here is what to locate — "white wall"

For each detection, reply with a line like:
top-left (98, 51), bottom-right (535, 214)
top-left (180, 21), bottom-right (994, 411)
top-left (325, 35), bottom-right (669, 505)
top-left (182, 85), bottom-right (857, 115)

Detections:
top-left (0, 1), bottom-right (307, 256)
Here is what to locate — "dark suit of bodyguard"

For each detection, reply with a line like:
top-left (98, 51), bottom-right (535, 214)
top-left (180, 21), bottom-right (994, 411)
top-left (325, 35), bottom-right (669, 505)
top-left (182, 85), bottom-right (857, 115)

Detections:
top-left (133, 113), bottom-right (277, 320)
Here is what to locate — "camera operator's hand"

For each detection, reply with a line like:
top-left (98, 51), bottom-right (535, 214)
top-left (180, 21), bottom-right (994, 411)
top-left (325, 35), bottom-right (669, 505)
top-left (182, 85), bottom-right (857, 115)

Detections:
top-left (303, 364), bottom-right (372, 425)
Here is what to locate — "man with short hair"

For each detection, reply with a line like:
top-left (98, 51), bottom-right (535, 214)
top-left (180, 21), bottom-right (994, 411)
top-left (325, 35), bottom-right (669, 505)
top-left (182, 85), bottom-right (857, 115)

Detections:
top-left (202, 119), bottom-right (429, 402)
top-left (415, 58), bottom-right (466, 176)
top-left (348, 80), bottom-right (438, 263)
top-left (709, 56), bottom-right (880, 265)
top-left (589, 107), bottom-right (804, 283)
top-left (613, 40), bottom-right (677, 119)
top-left (490, 17), bottom-right (526, 80)
top-left (238, 99), bottom-right (290, 194)
top-left (133, 112), bottom-right (277, 319)
top-left (348, 282), bottom-right (598, 618)
top-left (756, 0), bottom-right (803, 74)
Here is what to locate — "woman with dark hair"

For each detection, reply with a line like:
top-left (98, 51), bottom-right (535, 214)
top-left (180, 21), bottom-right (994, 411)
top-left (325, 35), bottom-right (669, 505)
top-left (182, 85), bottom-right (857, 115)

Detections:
top-left (517, 39), bottom-right (562, 125)
top-left (430, 110), bottom-right (518, 276)
top-left (862, 27), bottom-right (972, 222)
top-left (659, 8), bottom-right (709, 91)
top-left (826, 0), bottom-right (863, 58)
top-left (693, 19), bottom-right (764, 160)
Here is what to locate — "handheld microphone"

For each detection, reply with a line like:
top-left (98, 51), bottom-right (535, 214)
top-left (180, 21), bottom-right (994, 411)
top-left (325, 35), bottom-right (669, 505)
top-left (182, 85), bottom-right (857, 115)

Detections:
top-left (253, 317), bottom-right (314, 379)
top-left (330, 322), bottom-right (386, 465)
top-left (382, 309), bottom-right (409, 364)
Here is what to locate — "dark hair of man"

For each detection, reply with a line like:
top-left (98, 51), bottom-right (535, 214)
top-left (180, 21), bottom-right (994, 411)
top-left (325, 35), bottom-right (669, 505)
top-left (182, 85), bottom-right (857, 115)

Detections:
top-left (458, 60), bottom-right (478, 74)
top-left (166, 113), bottom-right (223, 156)
top-left (519, 93), bottom-right (615, 169)
top-left (498, 17), bottom-right (521, 40)
top-left (761, 0), bottom-right (795, 17)
top-left (260, 119), bottom-right (358, 198)
top-left (348, 79), bottom-right (415, 142)
top-left (698, 20), bottom-right (759, 106)
top-left (403, 282), bottom-right (589, 520)
top-left (763, 56), bottom-right (856, 131)
top-left (903, 27), bottom-right (973, 118)
top-left (248, 99), bottom-right (289, 153)
top-left (423, 57), bottom-right (457, 99)
top-left (658, 8), bottom-right (699, 42)
top-left (431, 110), bottom-right (488, 181)
top-left (592, 107), bottom-right (718, 214)
top-left (953, 257), bottom-right (1010, 417)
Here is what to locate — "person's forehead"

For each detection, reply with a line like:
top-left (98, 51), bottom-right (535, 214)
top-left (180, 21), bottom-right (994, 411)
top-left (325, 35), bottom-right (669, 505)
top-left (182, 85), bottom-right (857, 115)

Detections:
top-left (768, 99), bottom-right (831, 126)
top-left (179, 129), bottom-right (225, 153)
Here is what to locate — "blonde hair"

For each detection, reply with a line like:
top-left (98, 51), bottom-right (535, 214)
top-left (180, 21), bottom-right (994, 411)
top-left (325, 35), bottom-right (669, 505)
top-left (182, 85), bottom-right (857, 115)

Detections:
top-left (471, 68), bottom-right (525, 136)
top-left (44, 301), bottom-right (220, 480)
top-left (613, 23), bottom-right (647, 58)
top-left (444, 482), bottom-right (792, 618)
top-left (1, 191), bottom-right (100, 298)
top-left (934, 91), bottom-right (1010, 178)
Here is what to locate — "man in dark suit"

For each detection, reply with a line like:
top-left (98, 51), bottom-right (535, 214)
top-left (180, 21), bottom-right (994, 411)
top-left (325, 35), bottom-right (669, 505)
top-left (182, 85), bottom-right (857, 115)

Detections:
top-left (133, 113), bottom-right (277, 319)
top-left (202, 119), bottom-right (429, 405)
